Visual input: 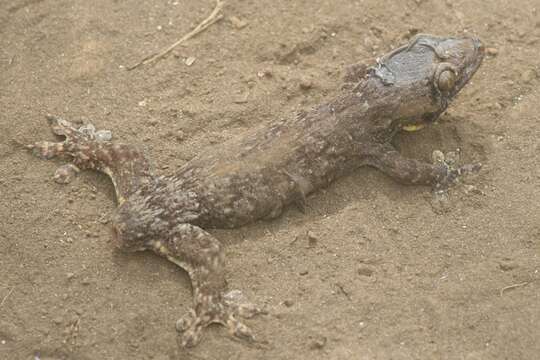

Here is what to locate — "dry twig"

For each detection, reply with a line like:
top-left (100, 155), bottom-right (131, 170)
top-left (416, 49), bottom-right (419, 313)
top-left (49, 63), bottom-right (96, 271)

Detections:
top-left (0, 288), bottom-right (14, 309)
top-left (128, 0), bottom-right (225, 70)
top-left (500, 281), bottom-right (529, 296)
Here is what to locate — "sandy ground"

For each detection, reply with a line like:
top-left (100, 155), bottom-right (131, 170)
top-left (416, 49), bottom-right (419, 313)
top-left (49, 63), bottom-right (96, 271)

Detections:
top-left (1, 0), bottom-right (539, 359)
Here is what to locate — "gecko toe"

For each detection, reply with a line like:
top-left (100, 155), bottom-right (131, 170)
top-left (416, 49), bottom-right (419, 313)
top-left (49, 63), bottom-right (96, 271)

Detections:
top-left (179, 320), bottom-right (205, 348)
top-left (432, 149), bottom-right (481, 188)
top-left (46, 114), bottom-right (80, 139)
top-left (29, 141), bottom-right (65, 159)
top-left (53, 164), bottom-right (80, 184)
top-left (176, 309), bottom-right (207, 347)
top-left (175, 309), bottom-right (196, 332)
top-left (226, 315), bottom-right (255, 342)
top-left (223, 289), bottom-right (266, 318)
top-left (45, 114), bottom-right (112, 142)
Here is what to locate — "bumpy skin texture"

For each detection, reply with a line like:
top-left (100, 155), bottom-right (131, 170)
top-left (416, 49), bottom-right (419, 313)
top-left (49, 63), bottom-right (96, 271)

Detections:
top-left (28, 34), bottom-right (484, 347)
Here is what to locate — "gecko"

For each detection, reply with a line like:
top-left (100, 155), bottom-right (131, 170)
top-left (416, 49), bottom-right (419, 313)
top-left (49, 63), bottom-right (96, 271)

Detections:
top-left (27, 34), bottom-right (484, 347)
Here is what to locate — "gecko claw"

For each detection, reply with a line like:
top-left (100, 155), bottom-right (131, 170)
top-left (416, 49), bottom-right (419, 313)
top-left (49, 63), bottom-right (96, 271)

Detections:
top-left (175, 309), bottom-right (196, 333)
top-left (178, 317), bottom-right (205, 348)
top-left (227, 317), bottom-right (255, 343)
top-left (223, 289), bottom-right (267, 318)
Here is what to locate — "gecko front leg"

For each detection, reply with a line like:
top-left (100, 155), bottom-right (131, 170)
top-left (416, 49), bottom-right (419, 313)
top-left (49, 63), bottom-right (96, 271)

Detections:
top-left (364, 143), bottom-right (481, 187)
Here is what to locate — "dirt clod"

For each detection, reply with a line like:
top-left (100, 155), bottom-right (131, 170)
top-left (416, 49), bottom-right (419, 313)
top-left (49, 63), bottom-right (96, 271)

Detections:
top-left (282, 299), bottom-right (294, 307)
top-left (308, 336), bottom-right (327, 350)
top-left (521, 68), bottom-right (538, 84)
top-left (357, 267), bottom-right (374, 277)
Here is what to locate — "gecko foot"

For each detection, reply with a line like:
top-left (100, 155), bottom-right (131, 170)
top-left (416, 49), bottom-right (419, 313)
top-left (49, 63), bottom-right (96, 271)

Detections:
top-left (27, 115), bottom-right (112, 159)
top-left (46, 114), bottom-right (112, 142)
top-left (432, 149), bottom-right (481, 188)
top-left (26, 115), bottom-right (113, 183)
top-left (431, 149), bottom-right (482, 213)
top-left (176, 290), bottom-right (265, 347)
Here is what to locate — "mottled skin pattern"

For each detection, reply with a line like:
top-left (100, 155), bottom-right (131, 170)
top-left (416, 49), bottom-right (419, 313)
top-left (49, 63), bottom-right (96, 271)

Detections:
top-left (28, 34), bottom-right (484, 347)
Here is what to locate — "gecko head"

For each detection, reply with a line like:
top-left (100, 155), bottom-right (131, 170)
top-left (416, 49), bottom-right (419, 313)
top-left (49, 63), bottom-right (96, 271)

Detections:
top-left (373, 34), bottom-right (484, 132)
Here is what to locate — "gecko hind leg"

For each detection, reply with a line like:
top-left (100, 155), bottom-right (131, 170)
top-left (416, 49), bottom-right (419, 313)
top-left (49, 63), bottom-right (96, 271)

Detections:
top-left (144, 223), bottom-right (265, 347)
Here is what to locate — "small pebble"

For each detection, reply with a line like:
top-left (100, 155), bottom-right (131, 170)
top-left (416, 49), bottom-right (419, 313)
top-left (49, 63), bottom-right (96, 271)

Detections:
top-left (309, 336), bottom-right (327, 350)
top-left (185, 57), bottom-right (196, 66)
top-left (282, 299), bottom-right (294, 307)
top-left (175, 130), bottom-right (186, 142)
top-left (229, 16), bottom-right (248, 29)
top-left (257, 70), bottom-right (272, 78)
top-left (299, 77), bottom-right (313, 90)
top-left (66, 272), bottom-right (75, 280)
top-left (307, 231), bottom-right (318, 247)
top-left (485, 47), bottom-right (498, 56)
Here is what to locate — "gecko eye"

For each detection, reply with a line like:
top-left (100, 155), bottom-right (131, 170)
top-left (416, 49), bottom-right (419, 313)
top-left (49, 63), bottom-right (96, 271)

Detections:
top-left (437, 69), bottom-right (456, 93)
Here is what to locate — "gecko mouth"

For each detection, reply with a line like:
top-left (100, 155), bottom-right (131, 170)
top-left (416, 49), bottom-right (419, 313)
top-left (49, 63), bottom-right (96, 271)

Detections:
top-left (402, 123), bottom-right (426, 132)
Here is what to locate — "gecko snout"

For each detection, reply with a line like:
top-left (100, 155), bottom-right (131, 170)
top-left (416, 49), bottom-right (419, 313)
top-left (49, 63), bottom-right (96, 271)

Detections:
top-left (472, 37), bottom-right (484, 54)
